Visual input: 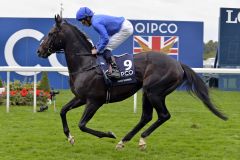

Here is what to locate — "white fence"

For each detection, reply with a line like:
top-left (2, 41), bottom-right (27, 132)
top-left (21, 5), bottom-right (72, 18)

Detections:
top-left (1, 66), bottom-right (240, 113)
top-left (0, 67), bottom-right (68, 113)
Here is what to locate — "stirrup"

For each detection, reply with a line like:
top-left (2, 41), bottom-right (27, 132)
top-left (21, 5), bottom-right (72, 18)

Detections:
top-left (107, 69), bottom-right (121, 79)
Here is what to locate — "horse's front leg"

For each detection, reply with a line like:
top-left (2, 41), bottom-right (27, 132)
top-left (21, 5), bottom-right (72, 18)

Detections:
top-left (78, 100), bottom-right (116, 139)
top-left (60, 97), bottom-right (86, 144)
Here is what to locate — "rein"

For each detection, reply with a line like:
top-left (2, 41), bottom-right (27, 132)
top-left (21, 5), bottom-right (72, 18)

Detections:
top-left (53, 51), bottom-right (93, 57)
top-left (69, 63), bottom-right (99, 76)
top-left (69, 53), bottom-right (99, 76)
top-left (75, 52), bottom-right (95, 56)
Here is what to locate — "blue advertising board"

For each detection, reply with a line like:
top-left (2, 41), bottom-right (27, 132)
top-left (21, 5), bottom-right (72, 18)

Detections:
top-left (219, 8), bottom-right (240, 67)
top-left (218, 8), bottom-right (240, 91)
top-left (0, 18), bottom-right (203, 89)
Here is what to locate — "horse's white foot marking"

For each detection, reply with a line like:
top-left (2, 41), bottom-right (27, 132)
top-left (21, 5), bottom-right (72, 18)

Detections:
top-left (115, 140), bottom-right (125, 150)
top-left (139, 137), bottom-right (147, 150)
top-left (68, 134), bottom-right (75, 145)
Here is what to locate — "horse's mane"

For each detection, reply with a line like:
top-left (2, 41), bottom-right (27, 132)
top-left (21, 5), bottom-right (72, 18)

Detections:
top-left (63, 20), bottom-right (93, 51)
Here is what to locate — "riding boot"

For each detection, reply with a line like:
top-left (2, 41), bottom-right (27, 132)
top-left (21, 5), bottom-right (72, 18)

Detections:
top-left (103, 50), bottom-right (121, 79)
top-left (108, 56), bottom-right (121, 79)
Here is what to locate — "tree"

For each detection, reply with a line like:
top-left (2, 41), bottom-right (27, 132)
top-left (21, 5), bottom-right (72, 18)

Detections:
top-left (203, 40), bottom-right (218, 59)
top-left (38, 72), bottom-right (50, 92)
top-left (0, 77), bottom-right (3, 88)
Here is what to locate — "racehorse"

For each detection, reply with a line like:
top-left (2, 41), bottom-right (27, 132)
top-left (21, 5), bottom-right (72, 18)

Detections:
top-left (37, 15), bottom-right (227, 150)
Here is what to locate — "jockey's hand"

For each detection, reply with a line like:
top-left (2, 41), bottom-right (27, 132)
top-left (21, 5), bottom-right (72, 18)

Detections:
top-left (91, 49), bottom-right (98, 55)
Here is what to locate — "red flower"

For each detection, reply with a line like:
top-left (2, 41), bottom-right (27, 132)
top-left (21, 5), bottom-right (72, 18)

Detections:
top-left (44, 91), bottom-right (51, 99)
top-left (20, 88), bottom-right (28, 97)
top-left (36, 90), bottom-right (45, 96)
top-left (10, 90), bottom-right (17, 96)
top-left (36, 90), bottom-right (41, 96)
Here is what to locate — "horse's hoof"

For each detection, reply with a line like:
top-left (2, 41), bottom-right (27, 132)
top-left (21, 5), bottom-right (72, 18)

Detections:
top-left (68, 135), bottom-right (75, 145)
top-left (108, 131), bottom-right (117, 139)
top-left (139, 144), bottom-right (147, 151)
top-left (69, 137), bottom-right (75, 145)
top-left (139, 137), bottom-right (147, 151)
top-left (116, 141), bottom-right (125, 150)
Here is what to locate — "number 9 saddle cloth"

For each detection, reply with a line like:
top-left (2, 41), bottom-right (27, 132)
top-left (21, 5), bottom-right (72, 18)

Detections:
top-left (96, 53), bottom-right (137, 87)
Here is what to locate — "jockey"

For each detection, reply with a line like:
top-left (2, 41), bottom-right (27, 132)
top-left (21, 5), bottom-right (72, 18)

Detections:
top-left (76, 7), bottom-right (133, 79)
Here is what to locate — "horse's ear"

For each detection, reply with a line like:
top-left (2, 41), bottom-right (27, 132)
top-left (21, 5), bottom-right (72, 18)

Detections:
top-left (55, 14), bottom-right (62, 27)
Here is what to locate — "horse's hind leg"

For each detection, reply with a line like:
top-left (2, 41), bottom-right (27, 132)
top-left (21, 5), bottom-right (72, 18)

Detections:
top-left (138, 95), bottom-right (170, 150)
top-left (116, 92), bottom-right (153, 150)
top-left (60, 97), bottom-right (86, 144)
top-left (142, 95), bottom-right (170, 137)
top-left (78, 100), bottom-right (116, 139)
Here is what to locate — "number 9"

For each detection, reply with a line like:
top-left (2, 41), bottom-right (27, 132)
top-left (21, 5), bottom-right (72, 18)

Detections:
top-left (124, 60), bottom-right (132, 70)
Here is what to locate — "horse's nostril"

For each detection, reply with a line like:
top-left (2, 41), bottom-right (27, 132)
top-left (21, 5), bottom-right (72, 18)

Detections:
top-left (37, 49), bottom-right (42, 57)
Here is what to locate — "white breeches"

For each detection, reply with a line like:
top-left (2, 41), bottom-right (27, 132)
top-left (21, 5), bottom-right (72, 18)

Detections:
top-left (105, 19), bottom-right (133, 51)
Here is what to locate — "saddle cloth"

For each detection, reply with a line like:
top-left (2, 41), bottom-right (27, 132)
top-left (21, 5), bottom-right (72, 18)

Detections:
top-left (96, 53), bottom-right (136, 86)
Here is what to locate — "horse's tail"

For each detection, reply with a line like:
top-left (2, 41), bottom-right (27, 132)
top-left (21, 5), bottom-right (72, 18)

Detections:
top-left (180, 63), bottom-right (228, 121)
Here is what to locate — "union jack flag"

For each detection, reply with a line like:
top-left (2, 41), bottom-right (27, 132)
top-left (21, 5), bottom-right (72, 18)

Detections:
top-left (133, 36), bottom-right (179, 56)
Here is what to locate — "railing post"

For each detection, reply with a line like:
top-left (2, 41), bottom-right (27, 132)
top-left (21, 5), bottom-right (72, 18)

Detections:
top-left (134, 93), bottom-right (137, 113)
top-left (33, 72), bottom-right (37, 113)
top-left (6, 71), bottom-right (10, 113)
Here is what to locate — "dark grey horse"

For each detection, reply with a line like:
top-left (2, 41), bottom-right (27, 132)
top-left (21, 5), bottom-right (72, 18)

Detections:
top-left (37, 15), bottom-right (227, 150)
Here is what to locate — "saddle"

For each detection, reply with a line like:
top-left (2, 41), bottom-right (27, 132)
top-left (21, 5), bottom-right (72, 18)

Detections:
top-left (96, 53), bottom-right (136, 87)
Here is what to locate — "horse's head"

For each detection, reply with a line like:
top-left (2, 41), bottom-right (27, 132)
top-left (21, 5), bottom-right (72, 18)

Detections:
top-left (37, 14), bottom-right (65, 58)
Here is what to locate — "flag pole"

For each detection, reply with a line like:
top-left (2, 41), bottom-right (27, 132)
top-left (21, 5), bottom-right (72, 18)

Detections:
top-left (60, 3), bottom-right (64, 17)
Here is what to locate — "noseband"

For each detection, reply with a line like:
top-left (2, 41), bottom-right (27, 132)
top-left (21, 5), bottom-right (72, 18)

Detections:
top-left (47, 29), bottom-right (62, 54)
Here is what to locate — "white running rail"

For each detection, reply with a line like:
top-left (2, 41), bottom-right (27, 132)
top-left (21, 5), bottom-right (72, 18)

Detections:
top-left (1, 66), bottom-right (240, 113)
top-left (0, 67), bottom-right (68, 113)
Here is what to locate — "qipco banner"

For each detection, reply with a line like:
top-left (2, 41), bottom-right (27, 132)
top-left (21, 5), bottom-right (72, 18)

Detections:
top-left (0, 18), bottom-right (203, 89)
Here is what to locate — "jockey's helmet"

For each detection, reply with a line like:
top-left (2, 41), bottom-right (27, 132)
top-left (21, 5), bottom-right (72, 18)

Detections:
top-left (76, 7), bottom-right (94, 21)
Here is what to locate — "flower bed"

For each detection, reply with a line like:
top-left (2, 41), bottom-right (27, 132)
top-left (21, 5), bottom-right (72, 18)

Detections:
top-left (0, 80), bottom-right (50, 106)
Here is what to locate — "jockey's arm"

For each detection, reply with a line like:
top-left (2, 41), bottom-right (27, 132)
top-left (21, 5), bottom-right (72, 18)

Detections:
top-left (92, 23), bottom-right (109, 54)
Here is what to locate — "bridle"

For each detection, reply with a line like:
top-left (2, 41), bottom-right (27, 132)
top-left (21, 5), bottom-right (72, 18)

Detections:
top-left (46, 22), bottom-right (94, 57)
top-left (47, 28), bottom-right (62, 54)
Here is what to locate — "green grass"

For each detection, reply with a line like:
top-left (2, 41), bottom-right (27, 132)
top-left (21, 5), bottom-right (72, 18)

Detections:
top-left (0, 90), bottom-right (239, 160)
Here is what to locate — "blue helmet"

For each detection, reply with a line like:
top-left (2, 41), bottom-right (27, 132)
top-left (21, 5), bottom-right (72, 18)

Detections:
top-left (76, 7), bottom-right (94, 20)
